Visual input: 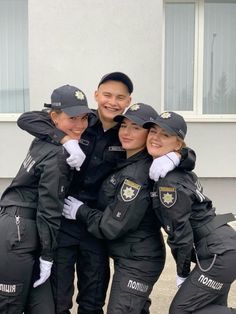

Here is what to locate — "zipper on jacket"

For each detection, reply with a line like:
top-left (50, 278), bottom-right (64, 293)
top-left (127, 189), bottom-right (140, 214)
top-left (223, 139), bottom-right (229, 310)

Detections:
top-left (15, 215), bottom-right (21, 242)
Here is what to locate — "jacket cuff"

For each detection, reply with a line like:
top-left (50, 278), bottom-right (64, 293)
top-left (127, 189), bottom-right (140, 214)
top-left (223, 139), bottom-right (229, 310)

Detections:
top-left (41, 252), bottom-right (54, 262)
top-left (77, 204), bottom-right (91, 223)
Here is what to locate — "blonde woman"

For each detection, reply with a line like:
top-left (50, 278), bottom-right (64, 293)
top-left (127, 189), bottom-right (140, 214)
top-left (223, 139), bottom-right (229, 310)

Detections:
top-left (144, 112), bottom-right (236, 314)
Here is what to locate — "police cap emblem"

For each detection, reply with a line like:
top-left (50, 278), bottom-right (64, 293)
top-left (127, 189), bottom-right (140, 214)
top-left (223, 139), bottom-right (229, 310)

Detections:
top-left (129, 104), bottom-right (140, 111)
top-left (159, 187), bottom-right (177, 208)
top-left (160, 112), bottom-right (171, 119)
top-left (75, 90), bottom-right (85, 100)
top-left (120, 179), bottom-right (141, 202)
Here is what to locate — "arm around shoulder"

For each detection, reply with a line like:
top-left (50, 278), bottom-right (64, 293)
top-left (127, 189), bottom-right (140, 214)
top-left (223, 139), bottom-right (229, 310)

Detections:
top-left (17, 110), bottom-right (66, 143)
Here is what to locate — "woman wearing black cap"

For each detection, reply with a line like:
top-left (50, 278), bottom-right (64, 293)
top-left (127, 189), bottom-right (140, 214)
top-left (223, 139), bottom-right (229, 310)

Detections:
top-left (62, 103), bottom-right (166, 314)
top-left (0, 85), bottom-right (92, 314)
top-left (144, 112), bottom-right (236, 314)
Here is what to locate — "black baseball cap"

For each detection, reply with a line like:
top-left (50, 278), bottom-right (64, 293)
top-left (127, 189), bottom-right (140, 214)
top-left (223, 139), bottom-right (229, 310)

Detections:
top-left (143, 111), bottom-right (187, 139)
top-left (98, 72), bottom-right (133, 94)
top-left (44, 84), bottom-right (92, 117)
top-left (114, 103), bottom-right (158, 127)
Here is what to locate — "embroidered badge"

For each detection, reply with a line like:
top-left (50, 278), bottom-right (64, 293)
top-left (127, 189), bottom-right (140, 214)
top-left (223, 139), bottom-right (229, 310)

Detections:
top-left (160, 112), bottom-right (171, 119)
top-left (75, 90), bottom-right (85, 100)
top-left (120, 179), bottom-right (141, 202)
top-left (159, 187), bottom-right (177, 208)
top-left (129, 103), bottom-right (140, 111)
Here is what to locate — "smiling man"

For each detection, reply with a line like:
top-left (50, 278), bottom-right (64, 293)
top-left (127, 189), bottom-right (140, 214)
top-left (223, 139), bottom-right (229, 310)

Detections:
top-left (95, 72), bottom-right (132, 130)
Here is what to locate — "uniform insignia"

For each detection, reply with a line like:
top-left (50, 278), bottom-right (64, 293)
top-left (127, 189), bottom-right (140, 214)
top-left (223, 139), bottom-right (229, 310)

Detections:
top-left (108, 146), bottom-right (125, 151)
top-left (120, 179), bottom-right (141, 202)
top-left (51, 102), bottom-right (61, 107)
top-left (110, 175), bottom-right (117, 186)
top-left (79, 138), bottom-right (89, 146)
top-left (113, 204), bottom-right (129, 221)
top-left (75, 90), bottom-right (85, 100)
top-left (129, 104), bottom-right (140, 111)
top-left (159, 187), bottom-right (177, 208)
top-left (23, 153), bottom-right (36, 173)
top-left (160, 112), bottom-right (171, 119)
top-left (150, 191), bottom-right (158, 198)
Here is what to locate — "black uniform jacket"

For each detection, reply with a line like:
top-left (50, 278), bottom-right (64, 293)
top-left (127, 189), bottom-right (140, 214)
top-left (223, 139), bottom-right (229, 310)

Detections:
top-left (78, 150), bottom-right (165, 260)
top-left (17, 111), bottom-right (196, 200)
top-left (17, 110), bottom-right (196, 246)
top-left (17, 110), bottom-right (126, 207)
top-left (0, 138), bottom-right (72, 260)
top-left (18, 110), bottom-right (126, 244)
top-left (151, 169), bottom-right (236, 277)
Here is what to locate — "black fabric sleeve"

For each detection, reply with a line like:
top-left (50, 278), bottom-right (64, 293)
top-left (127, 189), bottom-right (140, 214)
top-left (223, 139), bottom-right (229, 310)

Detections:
top-left (154, 178), bottom-right (194, 277)
top-left (179, 147), bottom-right (196, 171)
top-left (77, 179), bottom-right (150, 240)
top-left (17, 110), bottom-right (66, 144)
top-left (36, 148), bottom-right (70, 260)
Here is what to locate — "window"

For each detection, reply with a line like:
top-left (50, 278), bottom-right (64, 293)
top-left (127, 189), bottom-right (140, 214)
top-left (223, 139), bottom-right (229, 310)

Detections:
top-left (0, 0), bottom-right (29, 115)
top-left (164, 0), bottom-right (236, 120)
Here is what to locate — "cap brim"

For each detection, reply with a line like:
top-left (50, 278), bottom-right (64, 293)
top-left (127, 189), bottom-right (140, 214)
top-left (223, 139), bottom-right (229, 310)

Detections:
top-left (114, 113), bottom-right (145, 127)
top-left (62, 106), bottom-right (93, 117)
top-left (143, 120), bottom-right (176, 136)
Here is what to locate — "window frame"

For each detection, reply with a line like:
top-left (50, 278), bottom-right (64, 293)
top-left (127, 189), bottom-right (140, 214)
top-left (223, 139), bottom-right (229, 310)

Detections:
top-left (162, 0), bottom-right (236, 122)
top-left (0, 114), bottom-right (21, 122)
top-left (0, 0), bottom-right (28, 121)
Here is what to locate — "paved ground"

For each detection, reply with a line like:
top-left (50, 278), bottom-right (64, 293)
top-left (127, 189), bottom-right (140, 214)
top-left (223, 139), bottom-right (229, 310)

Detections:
top-left (72, 223), bottom-right (236, 313)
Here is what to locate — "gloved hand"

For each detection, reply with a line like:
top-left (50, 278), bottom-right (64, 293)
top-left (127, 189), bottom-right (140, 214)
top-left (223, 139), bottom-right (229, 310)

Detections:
top-left (176, 275), bottom-right (187, 288)
top-left (33, 257), bottom-right (53, 288)
top-left (62, 196), bottom-right (84, 220)
top-left (149, 152), bottom-right (180, 182)
top-left (63, 139), bottom-right (86, 171)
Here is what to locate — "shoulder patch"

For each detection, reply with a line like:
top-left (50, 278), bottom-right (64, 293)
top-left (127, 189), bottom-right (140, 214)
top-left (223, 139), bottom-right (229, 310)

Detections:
top-left (159, 187), bottom-right (177, 208)
top-left (120, 179), bottom-right (141, 202)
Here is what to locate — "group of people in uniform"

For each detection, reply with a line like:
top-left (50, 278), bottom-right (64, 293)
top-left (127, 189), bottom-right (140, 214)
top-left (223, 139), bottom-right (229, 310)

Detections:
top-left (0, 72), bottom-right (236, 314)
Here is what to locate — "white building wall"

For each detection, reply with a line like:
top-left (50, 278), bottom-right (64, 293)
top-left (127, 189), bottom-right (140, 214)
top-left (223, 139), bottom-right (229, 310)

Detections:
top-left (0, 0), bottom-right (235, 213)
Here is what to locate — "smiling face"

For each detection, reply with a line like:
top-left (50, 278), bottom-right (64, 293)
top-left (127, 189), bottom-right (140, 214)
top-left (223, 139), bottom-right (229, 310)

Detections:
top-left (146, 125), bottom-right (183, 158)
top-left (50, 110), bottom-right (88, 140)
top-left (118, 118), bottom-right (148, 158)
top-left (95, 80), bottom-right (131, 129)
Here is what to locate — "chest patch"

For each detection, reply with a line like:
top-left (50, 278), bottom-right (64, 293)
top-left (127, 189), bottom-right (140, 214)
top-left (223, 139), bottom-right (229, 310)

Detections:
top-left (120, 179), bottom-right (141, 202)
top-left (159, 187), bottom-right (177, 208)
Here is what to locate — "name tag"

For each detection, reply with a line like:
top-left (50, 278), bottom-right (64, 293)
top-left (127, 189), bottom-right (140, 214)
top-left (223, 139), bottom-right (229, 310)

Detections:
top-left (79, 139), bottom-right (90, 146)
top-left (108, 146), bottom-right (124, 152)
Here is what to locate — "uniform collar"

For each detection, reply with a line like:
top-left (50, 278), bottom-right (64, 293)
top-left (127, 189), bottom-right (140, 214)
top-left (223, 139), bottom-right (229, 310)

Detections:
top-left (117, 149), bottom-right (150, 169)
top-left (88, 110), bottom-right (120, 132)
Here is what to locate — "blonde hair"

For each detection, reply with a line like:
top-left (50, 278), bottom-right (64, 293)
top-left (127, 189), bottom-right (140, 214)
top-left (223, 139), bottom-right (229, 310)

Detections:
top-left (176, 137), bottom-right (186, 153)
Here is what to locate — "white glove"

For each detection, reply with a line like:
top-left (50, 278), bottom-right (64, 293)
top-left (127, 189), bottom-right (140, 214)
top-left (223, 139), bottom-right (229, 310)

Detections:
top-left (149, 152), bottom-right (180, 182)
top-left (176, 275), bottom-right (187, 288)
top-left (62, 196), bottom-right (84, 220)
top-left (33, 257), bottom-right (53, 288)
top-left (63, 139), bottom-right (86, 171)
